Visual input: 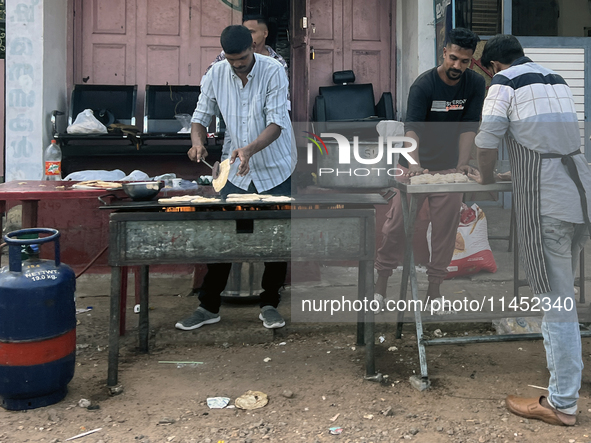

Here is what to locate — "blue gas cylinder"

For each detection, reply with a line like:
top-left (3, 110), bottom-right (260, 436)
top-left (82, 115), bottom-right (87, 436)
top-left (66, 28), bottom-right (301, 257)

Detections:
top-left (0, 228), bottom-right (76, 410)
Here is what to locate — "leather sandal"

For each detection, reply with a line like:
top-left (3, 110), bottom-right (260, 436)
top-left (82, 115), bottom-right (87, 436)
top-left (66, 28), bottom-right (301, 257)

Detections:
top-left (505, 395), bottom-right (576, 426)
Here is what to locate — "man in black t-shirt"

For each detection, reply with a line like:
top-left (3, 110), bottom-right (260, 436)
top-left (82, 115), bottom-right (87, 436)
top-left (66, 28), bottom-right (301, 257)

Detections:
top-left (374, 28), bottom-right (485, 309)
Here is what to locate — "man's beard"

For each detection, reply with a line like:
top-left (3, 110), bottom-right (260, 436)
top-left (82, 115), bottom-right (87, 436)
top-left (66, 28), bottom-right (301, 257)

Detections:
top-left (446, 68), bottom-right (462, 80)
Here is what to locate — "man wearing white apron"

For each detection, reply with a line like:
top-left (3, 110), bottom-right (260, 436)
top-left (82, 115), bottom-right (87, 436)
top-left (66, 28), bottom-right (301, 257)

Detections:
top-left (471, 34), bottom-right (591, 426)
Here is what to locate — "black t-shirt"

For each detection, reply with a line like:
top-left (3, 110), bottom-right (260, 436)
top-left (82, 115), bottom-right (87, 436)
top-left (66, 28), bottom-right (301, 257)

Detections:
top-left (400, 67), bottom-right (485, 170)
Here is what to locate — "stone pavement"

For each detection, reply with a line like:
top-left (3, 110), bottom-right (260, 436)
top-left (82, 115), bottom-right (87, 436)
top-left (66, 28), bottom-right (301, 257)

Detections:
top-left (71, 205), bottom-right (591, 353)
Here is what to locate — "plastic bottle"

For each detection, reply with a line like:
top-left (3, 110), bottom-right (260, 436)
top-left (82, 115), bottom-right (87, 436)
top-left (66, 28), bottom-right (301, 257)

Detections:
top-left (44, 139), bottom-right (62, 181)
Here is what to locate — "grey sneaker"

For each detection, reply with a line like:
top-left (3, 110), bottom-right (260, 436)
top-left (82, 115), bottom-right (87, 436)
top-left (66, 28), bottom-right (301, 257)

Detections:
top-left (175, 307), bottom-right (220, 331)
top-left (258, 306), bottom-right (285, 329)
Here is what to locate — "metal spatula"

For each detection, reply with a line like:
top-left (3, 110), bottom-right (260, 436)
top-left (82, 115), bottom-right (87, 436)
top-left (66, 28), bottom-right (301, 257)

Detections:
top-left (201, 159), bottom-right (220, 179)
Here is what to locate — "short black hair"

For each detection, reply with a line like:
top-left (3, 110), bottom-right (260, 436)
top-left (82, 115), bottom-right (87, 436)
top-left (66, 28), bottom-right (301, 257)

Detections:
top-left (220, 25), bottom-right (253, 55)
top-left (446, 27), bottom-right (480, 52)
top-left (242, 14), bottom-right (269, 28)
top-left (480, 34), bottom-right (525, 69)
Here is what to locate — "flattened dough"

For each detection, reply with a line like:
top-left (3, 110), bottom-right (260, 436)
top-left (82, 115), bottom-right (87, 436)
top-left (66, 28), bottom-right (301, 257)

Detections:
top-left (410, 172), bottom-right (471, 185)
top-left (213, 159), bottom-right (230, 192)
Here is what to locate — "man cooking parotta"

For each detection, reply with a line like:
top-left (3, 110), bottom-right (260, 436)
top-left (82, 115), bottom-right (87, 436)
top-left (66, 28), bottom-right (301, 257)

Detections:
top-left (471, 34), bottom-right (591, 426)
top-left (175, 24), bottom-right (296, 331)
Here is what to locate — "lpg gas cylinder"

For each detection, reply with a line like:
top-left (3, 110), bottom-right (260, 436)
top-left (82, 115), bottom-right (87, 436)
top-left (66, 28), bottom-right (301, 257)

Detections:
top-left (0, 228), bottom-right (76, 410)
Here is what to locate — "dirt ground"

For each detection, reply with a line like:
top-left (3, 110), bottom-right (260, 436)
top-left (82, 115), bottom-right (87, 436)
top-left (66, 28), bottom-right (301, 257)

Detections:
top-left (1, 207), bottom-right (591, 443)
top-left (1, 278), bottom-right (591, 443)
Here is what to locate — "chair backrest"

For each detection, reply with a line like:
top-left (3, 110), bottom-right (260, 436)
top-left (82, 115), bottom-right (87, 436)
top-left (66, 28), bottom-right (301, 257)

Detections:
top-left (318, 83), bottom-right (376, 121)
top-left (144, 85), bottom-right (201, 133)
top-left (69, 85), bottom-right (137, 126)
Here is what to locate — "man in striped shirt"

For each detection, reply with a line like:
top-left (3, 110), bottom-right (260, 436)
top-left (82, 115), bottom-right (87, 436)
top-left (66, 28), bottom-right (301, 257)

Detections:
top-left (204, 15), bottom-right (290, 162)
top-left (175, 25), bottom-right (296, 331)
top-left (472, 34), bottom-right (591, 426)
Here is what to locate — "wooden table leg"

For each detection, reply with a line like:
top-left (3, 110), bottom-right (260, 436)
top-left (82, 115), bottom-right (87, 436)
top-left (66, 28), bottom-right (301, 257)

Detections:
top-left (21, 201), bottom-right (39, 228)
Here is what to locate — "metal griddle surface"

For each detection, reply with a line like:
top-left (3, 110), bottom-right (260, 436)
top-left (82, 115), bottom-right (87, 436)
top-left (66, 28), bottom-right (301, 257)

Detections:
top-left (99, 193), bottom-right (387, 210)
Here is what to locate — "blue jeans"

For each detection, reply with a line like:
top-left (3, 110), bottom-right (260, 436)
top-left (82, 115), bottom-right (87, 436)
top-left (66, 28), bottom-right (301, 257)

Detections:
top-left (540, 216), bottom-right (587, 414)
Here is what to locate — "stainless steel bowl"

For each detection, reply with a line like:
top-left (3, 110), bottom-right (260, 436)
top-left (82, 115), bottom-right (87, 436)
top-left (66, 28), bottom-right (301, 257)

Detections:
top-left (122, 181), bottom-right (164, 201)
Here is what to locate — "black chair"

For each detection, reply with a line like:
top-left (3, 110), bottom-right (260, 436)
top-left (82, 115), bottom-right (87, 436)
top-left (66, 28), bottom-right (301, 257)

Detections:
top-left (140, 85), bottom-right (201, 141)
top-left (313, 70), bottom-right (394, 138)
top-left (52, 84), bottom-right (138, 145)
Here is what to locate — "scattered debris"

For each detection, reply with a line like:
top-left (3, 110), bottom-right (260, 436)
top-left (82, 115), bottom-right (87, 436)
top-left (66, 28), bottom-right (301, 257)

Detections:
top-left (329, 413), bottom-right (340, 422)
top-left (75, 307), bottom-right (93, 314)
top-left (235, 390), bottom-right (268, 410)
top-left (47, 409), bottom-right (59, 422)
top-left (158, 361), bottom-right (204, 365)
top-left (108, 385), bottom-right (124, 396)
top-left (378, 335), bottom-right (386, 343)
top-left (328, 427), bottom-right (343, 435)
top-left (263, 357), bottom-right (272, 362)
top-left (65, 427), bottom-right (102, 441)
top-left (363, 414), bottom-right (374, 420)
top-left (527, 384), bottom-right (547, 391)
top-left (87, 404), bottom-right (100, 411)
top-left (387, 346), bottom-right (398, 352)
top-left (409, 375), bottom-right (431, 392)
top-left (382, 406), bottom-right (394, 416)
top-left (207, 397), bottom-right (231, 409)
top-left (158, 417), bottom-right (176, 425)
top-left (78, 399), bottom-right (91, 408)
top-left (433, 329), bottom-right (443, 338)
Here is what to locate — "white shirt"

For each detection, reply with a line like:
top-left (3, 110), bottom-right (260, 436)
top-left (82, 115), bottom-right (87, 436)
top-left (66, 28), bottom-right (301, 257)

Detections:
top-left (192, 54), bottom-right (296, 192)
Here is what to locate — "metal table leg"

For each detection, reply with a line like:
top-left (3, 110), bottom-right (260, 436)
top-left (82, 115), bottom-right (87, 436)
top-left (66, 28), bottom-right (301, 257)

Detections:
top-left (138, 265), bottom-right (150, 353)
top-left (119, 266), bottom-right (128, 336)
top-left (401, 195), bottom-right (430, 389)
top-left (361, 259), bottom-right (378, 379)
top-left (357, 262), bottom-right (366, 347)
top-left (396, 191), bottom-right (412, 339)
top-left (108, 266), bottom-right (122, 386)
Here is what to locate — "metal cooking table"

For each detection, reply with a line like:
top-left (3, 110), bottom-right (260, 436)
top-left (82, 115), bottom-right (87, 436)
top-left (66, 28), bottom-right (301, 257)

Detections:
top-left (104, 194), bottom-right (387, 386)
top-left (394, 179), bottom-right (588, 390)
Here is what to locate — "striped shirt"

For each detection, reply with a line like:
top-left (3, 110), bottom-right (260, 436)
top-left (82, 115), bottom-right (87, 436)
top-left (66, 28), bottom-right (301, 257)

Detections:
top-left (204, 46), bottom-right (290, 161)
top-left (192, 53), bottom-right (297, 192)
top-left (475, 56), bottom-right (591, 224)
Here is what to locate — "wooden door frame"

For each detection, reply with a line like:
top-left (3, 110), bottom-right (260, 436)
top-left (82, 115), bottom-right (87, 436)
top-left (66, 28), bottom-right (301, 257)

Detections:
top-left (290, 0), bottom-right (310, 123)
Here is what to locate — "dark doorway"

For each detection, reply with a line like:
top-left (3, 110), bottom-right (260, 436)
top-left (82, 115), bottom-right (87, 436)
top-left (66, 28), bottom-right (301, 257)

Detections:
top-left (243, 0), bottom-right (291, 68)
